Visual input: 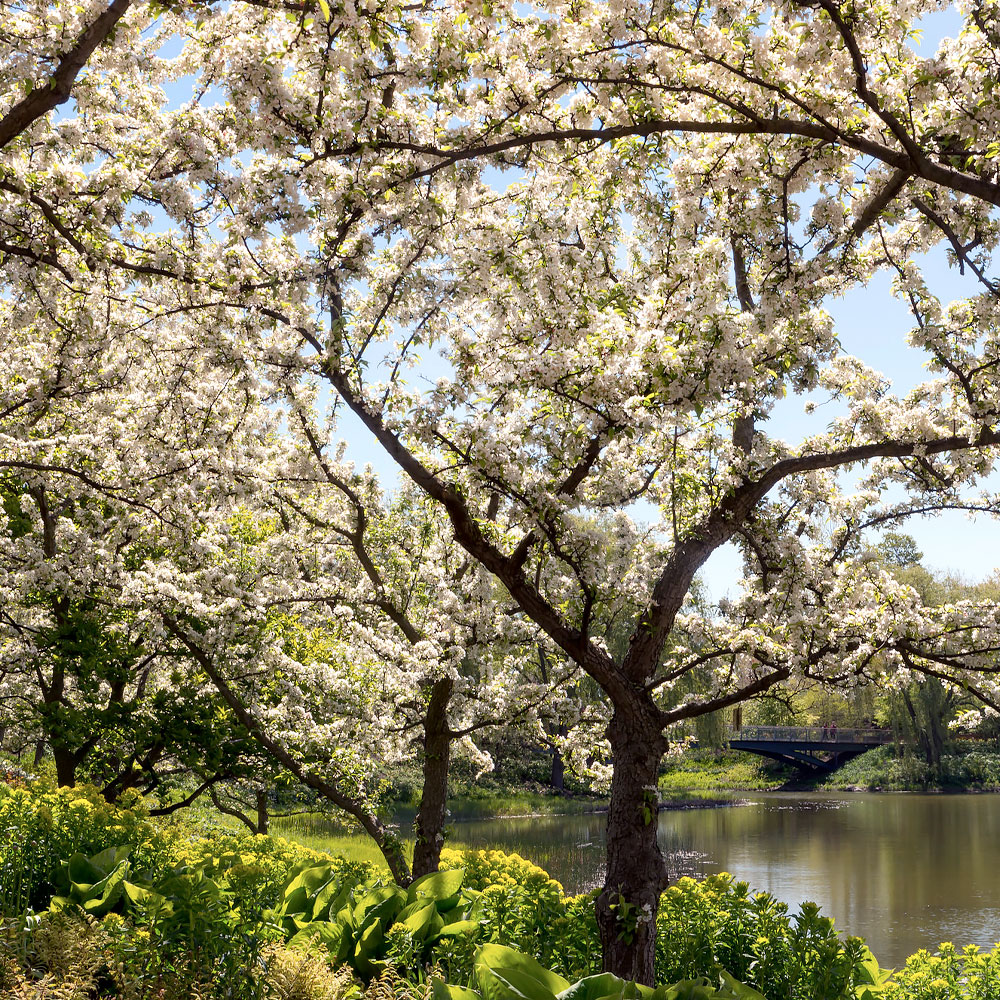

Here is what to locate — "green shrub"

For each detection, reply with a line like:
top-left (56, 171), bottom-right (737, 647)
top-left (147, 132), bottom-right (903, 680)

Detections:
top-left (440, 849), bottom-right (583, 976)
top-left (657, 752), bottom-right (790, 793)
top-left (6, 779), bottom-right (996, 1000)
top-left (656, 874), bottom-right (872, 1000)
top-left (824, 745), bottom-right (1000, 791)
top-left (0, 783), bottom-right (165, 914)
top-left (880, 942), bottom-right (1000, 1000)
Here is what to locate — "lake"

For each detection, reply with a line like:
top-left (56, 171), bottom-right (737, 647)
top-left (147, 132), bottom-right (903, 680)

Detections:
top-left (447, 791), bottom-right (1000, 968)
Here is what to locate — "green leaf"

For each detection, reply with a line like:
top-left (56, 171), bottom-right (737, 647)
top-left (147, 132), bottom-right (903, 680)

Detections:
top-left (557, 974), bottom-right (631, 1000)
top-left (474, 944), bottom-right (570, 1000)
top-left (312, 874), bottom-right (348, 921)
top-left (433, 918), bottom-right (481, 940)
top-left (407, 867), bottom-right (465, 904)
top-left (62, 847), bottom-right (132, 916)
top-left (82, 860), bottom-right (129, 915)
top-left (284, 863), bottom-right (336, 900)
top-left (290, 915), bottom-right (351, 958)
top-left (353, 920), bottom-right (388, 977)
top-left (400, 900), bottom-right (444, 941)
top-left (433, 982), bottom-right (482, 1000)
top-left (317, 0), bottom-right (331, 20)
top-left (123, 881), bottom-right (172, 916)
top-left (649, 980), bottom-right (719, 1000)
top-left (354, 885), bottom-right (406, 931)
top-left (717, 972), bottom-right (769, 1000)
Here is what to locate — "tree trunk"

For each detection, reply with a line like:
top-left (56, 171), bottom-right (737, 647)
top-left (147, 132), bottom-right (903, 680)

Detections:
top-left (548, 721), bottom-right (567, 791)
top-left (596, 709), bottom-right (669, 985)
top-left (412, 678), bottom-right (453, 879)
top-left (550, 743), bottom-right (565, 792)
top-left (255, 789), bottom-right (269, 835)
top-left (53, 745), bottom-right (77, 787)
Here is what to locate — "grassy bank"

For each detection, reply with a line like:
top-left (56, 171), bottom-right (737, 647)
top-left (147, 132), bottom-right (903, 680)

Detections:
top-left (391, 790), bottom-right (606, 822)
top-left (657, 749), bottom-right (795, 793)
top-left (270, 792), bottom-right (607, 873)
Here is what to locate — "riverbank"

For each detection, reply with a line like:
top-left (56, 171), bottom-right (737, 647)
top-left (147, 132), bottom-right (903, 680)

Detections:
top-left (654, 743), bottom-right (1000, 794)
top-left (268, 790), bottom-right (608, 870)
top-left (657, 748), bottom-right (795, 792)
top-left (819, 743), bottom-right (1000, 791)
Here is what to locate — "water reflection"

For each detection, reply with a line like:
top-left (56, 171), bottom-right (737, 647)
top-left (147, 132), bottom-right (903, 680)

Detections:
top-left (449, 792), bottom-right (1000, 967)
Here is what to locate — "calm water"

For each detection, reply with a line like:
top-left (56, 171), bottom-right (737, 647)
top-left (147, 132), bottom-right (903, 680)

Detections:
top-left (447, 792), bottom-right (1000, 968)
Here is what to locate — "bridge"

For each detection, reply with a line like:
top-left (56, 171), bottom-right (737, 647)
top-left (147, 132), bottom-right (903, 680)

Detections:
top-left (729, 725), bottom-right (893, 773)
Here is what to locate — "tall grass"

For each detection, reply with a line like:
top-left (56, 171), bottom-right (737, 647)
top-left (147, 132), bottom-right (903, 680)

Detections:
top-left (268, 813), bottom-right (411, 872)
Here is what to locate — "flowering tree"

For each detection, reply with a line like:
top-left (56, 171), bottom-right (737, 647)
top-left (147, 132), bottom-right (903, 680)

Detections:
top-left (268, 428), bottom-right (579, 876)
top-left (5, 0), bottom-right (1000, 982)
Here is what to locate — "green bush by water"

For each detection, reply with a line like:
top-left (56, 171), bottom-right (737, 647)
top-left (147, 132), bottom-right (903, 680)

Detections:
top-left (822, 745), bottom-right (1000, 791)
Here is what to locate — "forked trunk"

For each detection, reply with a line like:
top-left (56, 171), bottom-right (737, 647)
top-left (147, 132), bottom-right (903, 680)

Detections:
top-left (596, 710), bottom-right (669, 986)
top-left (412, 678), bottom-right (453, 878)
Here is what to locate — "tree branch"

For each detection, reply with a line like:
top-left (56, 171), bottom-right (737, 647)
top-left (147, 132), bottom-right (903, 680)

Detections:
top-left (0, 0), bottom-right (134, 151)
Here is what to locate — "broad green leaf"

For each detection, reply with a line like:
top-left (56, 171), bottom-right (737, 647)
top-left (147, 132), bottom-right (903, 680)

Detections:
top-left (433, 981), bottom-right (482, 1000)
top-left (123, 881), bottom-right (170, 914)
top-left (717, 972), bottom-right (768, 1000)
top-left (356, 917), bottom-right (384, 958)
top-left (281, 884), bottom-right (311, 917)
top-left (318, 881), bottom-right (356, 923)
top-left (557, 974), bottom-right (631, 1000)
top-left (81, 859), bottom-right (129, 916)
top-left (88, 845), bottom-right (132, 875)
top-left (433, 918), bottom-right (481, 940)
top-left (407, 867), bottom-right (465, 904)
top-left (650, 980), bottom-right (719, 1000)
top-left (490, 968), bottom-right (559, 1000)
top-left (283, 863), bottom-right (335, 900)
top-left (289, 915), bottom-right (349, 956)
top-left (355, 885), bottom-right (406, 932)
top-left (401, 900), bottom-right (444, 940)
top-left (475, 944), bottom-right (570, 1000)
top-left (312, 873), bottom-right (347, 920)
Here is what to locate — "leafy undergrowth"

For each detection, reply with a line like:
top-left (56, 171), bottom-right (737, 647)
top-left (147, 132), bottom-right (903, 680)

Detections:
top-left (0, 781), bottom-right (996, 999)
top-left (821, 745), bottom-right (1000, 791)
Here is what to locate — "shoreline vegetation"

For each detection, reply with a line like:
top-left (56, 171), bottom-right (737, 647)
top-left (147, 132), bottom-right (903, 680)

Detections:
top-left (271, 743), bottom-right (1000, 876)
top-left (2, 780), bottom-right (998, 1000)
top-left (655, 744), bottom-right (1000, 796)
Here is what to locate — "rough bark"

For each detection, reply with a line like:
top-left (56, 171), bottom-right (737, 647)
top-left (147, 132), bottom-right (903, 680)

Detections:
top-left (412, 677), bottom-right (453, 878)
top-left (256, 789), bottom-right (269, 835)
top-left (596, 708), bottom-right (670, 986)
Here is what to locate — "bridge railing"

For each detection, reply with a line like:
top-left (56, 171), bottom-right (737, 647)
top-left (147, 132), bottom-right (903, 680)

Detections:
top-left (733, 725), bottom-right (892, 744)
